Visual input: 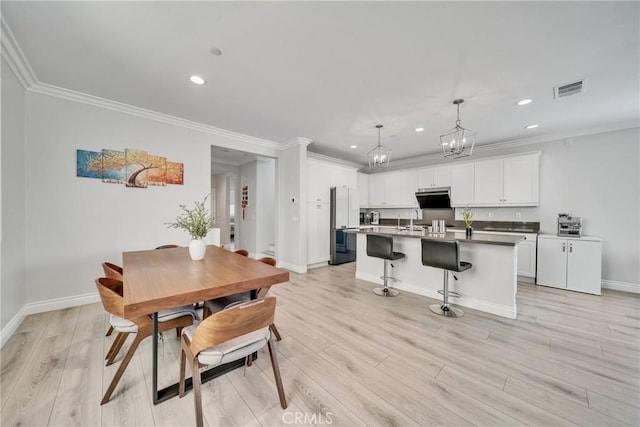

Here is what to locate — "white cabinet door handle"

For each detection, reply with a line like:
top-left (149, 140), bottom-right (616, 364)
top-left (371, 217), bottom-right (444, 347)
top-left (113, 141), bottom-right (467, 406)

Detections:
top-left (569, 243), bottom-right (573, 253)
top-left (562, 243), bottom-right (566, 252)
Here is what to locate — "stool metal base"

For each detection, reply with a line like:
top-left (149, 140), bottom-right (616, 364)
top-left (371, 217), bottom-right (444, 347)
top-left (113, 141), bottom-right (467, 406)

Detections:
top-left (373, 287), bottom-right (399, 297)
top-left (429, 304), bottom-right (464, 318)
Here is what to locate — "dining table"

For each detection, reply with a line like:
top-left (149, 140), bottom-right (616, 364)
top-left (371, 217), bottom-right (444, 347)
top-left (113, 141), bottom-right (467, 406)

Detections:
top-left (123, 245), bottom-right (290, 404)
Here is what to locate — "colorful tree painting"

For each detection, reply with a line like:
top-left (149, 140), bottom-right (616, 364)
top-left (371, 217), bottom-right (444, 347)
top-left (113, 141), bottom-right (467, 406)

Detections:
top-left (75, 147), bottom-right (183, 187)
top-left (76, 149), bottom-right (102, 178)
top-left (147, 155), bottom-right (167, 186)
top-left (101, 149), bottom-right (126, 183)
top-left (166, 161), bottom-right (184, 185)
top-left (125, 149), bottom-right (151, 188)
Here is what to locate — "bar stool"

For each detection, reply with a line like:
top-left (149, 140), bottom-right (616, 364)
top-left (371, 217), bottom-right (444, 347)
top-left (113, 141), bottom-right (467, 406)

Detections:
top-left (421, 239), bottom-right (472, 318)
top-left (367, 234), bottom-right (405, 297)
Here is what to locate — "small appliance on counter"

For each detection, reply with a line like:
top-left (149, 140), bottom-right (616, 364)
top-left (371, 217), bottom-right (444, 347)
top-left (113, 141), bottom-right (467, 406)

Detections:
top-left (557, 213), bottom-right (582, 237)
top-left (370, 211), bottom-right (380, 225)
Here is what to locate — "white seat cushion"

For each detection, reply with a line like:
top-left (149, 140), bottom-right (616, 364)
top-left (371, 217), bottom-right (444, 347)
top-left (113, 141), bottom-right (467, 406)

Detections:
top-left (204, 293), bottom-right (251, 314)
top-left (183, 325), bottom-right (270, 367)
top-left (110, 314), bottom-right (138, 333)
top-left (157, 305), bottom-right (198, 322)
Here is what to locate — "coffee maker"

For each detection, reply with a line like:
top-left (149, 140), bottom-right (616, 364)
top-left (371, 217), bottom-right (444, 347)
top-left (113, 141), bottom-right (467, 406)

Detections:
top-left (370, 211), bottom-right (380, 225)
top-left (557, 213), bottom-right (582, 237)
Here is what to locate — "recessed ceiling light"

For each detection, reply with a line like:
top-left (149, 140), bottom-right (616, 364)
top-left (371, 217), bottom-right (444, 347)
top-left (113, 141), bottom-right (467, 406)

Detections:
top-left (525, 124), bottom-right (539, 129)
top-left (415, 127), bottom-right (425, 132)
top-left (210, 47), bottom-right (223, 56)
top-left (190, 75), bottom-right (206, 85)
top-left (350, 145), bottom-right (358, 149)
top-left (516, 99), bottom-right (532, 106)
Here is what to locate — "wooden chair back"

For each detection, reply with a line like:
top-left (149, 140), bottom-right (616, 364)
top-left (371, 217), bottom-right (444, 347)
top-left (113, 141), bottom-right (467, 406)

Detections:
top-left (156, 244), bottom-right (179, 250)
top-left (190, 297), bottom-right (276, 356)
top-left (102, 262), bottom-right (123, 281)
top-left (95, 278), bottom-right (125, 318)
top-left (257, 257), bottom-right (276, 266)
top-left (234, 249), bottom-right (249, 257)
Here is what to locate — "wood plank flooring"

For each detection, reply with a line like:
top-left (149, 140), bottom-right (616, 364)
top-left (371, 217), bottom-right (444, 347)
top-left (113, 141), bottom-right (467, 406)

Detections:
top-left (1, 263), bottom-right (639, 426)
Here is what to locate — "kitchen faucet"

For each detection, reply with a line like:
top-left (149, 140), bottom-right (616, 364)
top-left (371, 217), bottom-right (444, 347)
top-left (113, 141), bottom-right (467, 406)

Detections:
top-left (409, 208), bottom-right (420, 231)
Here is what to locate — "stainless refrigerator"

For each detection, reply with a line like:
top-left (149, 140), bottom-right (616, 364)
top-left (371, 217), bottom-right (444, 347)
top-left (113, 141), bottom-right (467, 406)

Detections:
top-left (329, 186), bottom-right (359, 265)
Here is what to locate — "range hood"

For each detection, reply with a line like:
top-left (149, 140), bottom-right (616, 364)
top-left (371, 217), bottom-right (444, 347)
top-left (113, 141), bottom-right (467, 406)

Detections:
top-left (415, 187), bottom-right (451, 209)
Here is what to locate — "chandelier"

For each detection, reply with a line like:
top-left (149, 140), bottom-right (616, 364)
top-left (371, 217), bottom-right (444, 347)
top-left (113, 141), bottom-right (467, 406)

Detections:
top-left (368, 125), bottom-right (391, 168)
top-left (440, 99), bottom-right (476, 159)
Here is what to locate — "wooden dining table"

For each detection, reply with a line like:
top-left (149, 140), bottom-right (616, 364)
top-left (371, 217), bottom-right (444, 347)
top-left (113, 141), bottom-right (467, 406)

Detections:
top-left (123, 245), bottom-right (289, 404)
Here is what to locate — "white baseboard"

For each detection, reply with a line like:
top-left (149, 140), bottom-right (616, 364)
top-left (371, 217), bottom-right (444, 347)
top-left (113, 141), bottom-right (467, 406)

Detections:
top-left (279, 262), bottom-right (307, 274)
top-left (355, 272), bottom-right (517, 319)
top-left (307, 261), bottom-right (329, 270)
top-left (0, 292), bottom-right (100, 349)
top-left (602, 280), bottom-right (640, 294)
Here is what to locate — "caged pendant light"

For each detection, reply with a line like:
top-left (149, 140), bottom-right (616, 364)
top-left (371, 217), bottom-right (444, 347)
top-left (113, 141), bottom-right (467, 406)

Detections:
top-left (368, 124), bottom-right (391, 168)
top-left (440, 99), bottom-right (476, 159)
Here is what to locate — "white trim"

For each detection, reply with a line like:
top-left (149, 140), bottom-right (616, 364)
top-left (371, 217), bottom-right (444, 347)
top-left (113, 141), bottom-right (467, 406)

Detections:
top-left (366, 120), bottom-right (640, 172)
top-left (355, 272), bottom-right (517, 319)
top-left (281, 137), bottom-right (312, 150)
top-left (602, 280), bottom-right (639, 294)
top-left (0, 292), bottom-right (100, 348)
top-left (308, 152), bottom-right (361, 169)
top-left (28, 82), bottom-right (283, 148)
top-left (279, 262), bottom-right (307, 274)
top-left (0, 306), bottom-right (28, 349)
top-left (0, 17), bottom-right (37, 88)
top-left (307, 261), bottom-right (329, 270)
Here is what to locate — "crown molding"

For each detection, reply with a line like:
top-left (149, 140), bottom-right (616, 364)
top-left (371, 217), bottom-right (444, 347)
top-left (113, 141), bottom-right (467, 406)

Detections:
top-left (369, 119), bottom-right (640, 172)
top-left (1, 16), bottom-right (37, 88)
top-left (1, 18), bottom-right (288, 151)
top-left (307, 151), bottom-right (362, 169)
top-left (29, 82), bottom-right (285, 149)
top-left (280, 137), bottom-right (312, 150)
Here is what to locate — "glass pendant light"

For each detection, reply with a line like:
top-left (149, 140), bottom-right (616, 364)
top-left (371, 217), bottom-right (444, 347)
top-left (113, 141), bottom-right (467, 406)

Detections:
top-left (368, 125), bottom-right (391, 168)
top-left (440, 99), bottom-right (476, 159)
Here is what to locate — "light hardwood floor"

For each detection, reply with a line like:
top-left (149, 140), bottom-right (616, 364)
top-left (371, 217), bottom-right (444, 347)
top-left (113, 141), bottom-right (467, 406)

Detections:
top-left (2, 263), bottom-right (639, 426)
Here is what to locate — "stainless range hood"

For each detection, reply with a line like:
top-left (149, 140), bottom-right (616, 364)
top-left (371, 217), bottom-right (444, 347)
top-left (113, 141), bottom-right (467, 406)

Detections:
top-left (415, 187), bottom-right (451, 209)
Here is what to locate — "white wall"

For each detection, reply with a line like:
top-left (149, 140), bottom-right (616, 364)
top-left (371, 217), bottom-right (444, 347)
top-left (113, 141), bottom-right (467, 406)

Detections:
top-left (1, 58), bottom-right (27, 330)
top-left (21, 91), bottom-right (276, 303)
top-left (256, 158), bottom-right (276, 254)
top-left (278, 141), bottom-right (308, 272)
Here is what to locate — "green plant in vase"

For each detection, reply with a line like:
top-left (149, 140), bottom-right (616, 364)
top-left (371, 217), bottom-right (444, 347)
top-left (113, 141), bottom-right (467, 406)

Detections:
top-left (166, 195), bottom-right (215, 260)
top-left (463, 207), bottom-right (474, 236)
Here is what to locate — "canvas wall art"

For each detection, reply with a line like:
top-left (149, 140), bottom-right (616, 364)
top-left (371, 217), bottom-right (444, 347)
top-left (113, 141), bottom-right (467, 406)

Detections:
top-left (76, 147), bottom-right (183, 188)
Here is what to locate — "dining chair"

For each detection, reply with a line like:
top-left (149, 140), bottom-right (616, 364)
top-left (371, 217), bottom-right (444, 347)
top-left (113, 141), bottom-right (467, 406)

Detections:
top-left (96, 277), bottom-right (198, 405)
top-left (101, 262), bottom-right (124, 337)
top-left (179, 297), bottom-right (287, 427)
top-left (156, 244), bottom-right (180, 249)
top-left (234, 249), bottom-right (249, 256)
top-left (202, 257), bottom-right (282, 341)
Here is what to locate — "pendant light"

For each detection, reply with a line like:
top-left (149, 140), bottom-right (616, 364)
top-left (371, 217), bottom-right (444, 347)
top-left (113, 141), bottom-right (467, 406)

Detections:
top-left (368, 125), bottom-right (391, 168)
top-left (440, 99), bottom-right (476, 159)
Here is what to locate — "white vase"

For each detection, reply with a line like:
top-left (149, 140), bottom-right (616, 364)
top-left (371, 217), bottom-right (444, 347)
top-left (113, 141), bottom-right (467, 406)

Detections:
top-left (189, 238), bottom-right (206, 260)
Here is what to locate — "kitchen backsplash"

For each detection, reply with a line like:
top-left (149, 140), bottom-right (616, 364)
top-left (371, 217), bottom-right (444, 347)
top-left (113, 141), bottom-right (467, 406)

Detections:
top-left (454, 207), bottom-right (539, 222)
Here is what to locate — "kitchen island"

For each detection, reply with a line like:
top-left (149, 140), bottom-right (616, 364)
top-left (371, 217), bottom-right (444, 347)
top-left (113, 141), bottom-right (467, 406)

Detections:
top-left (348, 227), bottom-right (524, 319)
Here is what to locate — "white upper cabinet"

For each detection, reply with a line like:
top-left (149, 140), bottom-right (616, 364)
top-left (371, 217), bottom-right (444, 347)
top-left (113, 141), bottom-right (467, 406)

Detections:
top-left (473, 153), bottom-right (539, 206)
top-left (307, 158), bottom-right (357, 203)
top-left (450, 163), bottom-right (474, 207)
top-left (418, 165), bottom-right (451, 189)
top-left (357, 172), bottom-right (369, 207)
top-left (368, 170), bottom-right (418, 208)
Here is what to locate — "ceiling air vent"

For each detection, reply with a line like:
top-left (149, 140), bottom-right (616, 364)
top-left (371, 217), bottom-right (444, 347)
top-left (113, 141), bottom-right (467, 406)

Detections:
top-left (554, 79), bottom-right (586, 99)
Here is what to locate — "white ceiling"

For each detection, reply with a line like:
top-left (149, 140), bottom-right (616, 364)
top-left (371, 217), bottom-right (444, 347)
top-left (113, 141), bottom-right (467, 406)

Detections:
top-left (3, 1), bottom-right (639, 167)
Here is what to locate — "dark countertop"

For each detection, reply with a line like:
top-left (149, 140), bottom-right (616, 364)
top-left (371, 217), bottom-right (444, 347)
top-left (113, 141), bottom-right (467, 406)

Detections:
top-left (347, 226), bottom-right (524, 246)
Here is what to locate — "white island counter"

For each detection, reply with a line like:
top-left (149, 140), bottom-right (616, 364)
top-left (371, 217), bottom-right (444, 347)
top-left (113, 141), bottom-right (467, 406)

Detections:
top-left (348, 227), bottom-right (524, 319)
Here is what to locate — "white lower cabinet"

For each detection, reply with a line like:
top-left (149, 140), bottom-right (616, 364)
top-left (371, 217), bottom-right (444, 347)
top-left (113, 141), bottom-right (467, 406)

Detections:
top-left (536, 235), bottom-right (602, 295)
top-left (307, 202), bottom-right (330, 266)
top-left (517, 234), bottom-right (537, 278)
